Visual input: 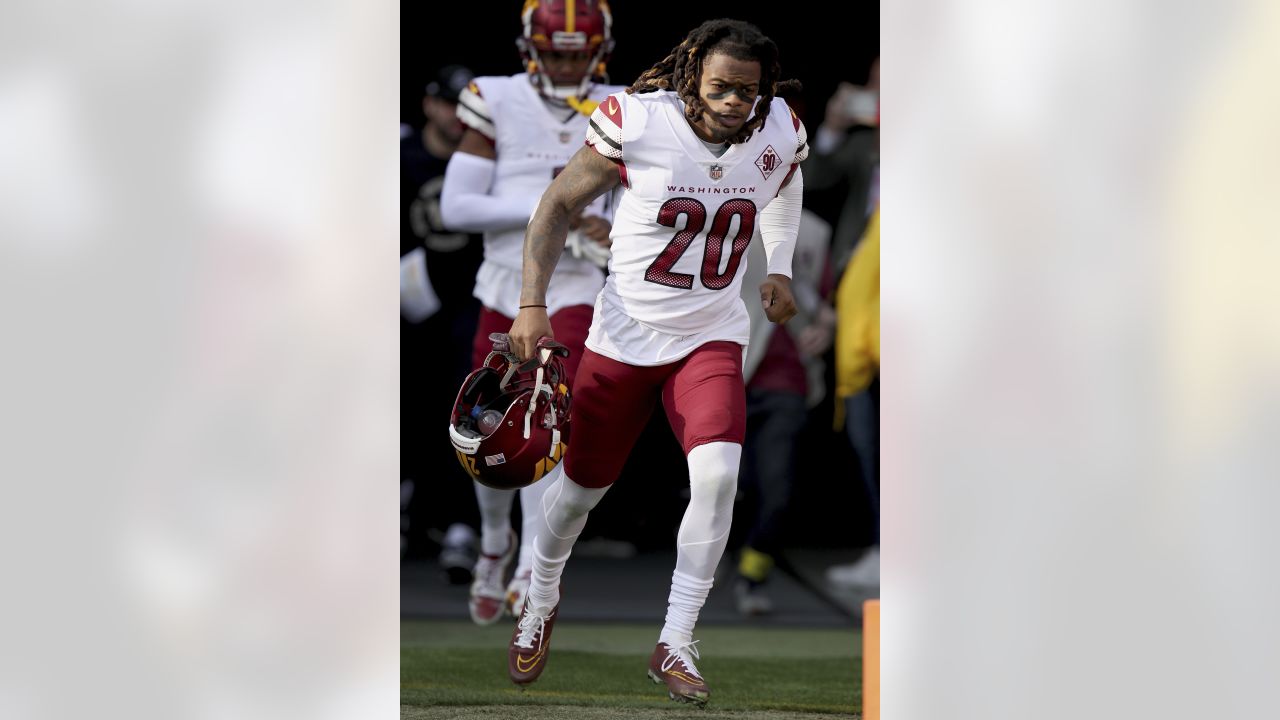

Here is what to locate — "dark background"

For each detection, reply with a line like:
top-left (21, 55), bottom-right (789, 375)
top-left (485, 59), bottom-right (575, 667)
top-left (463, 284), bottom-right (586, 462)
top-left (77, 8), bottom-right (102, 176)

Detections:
top-left (402, 0), bottom-right (879, 553)
top-left (402, 0), bottom-right (878, 135)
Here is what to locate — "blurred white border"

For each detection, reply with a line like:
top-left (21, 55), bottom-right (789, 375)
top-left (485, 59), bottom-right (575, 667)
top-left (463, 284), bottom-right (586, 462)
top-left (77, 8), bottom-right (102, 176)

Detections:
top-left (0, 0), bottom-right (398, 717)
top-left (887, 0), bottom-right (1280, 718)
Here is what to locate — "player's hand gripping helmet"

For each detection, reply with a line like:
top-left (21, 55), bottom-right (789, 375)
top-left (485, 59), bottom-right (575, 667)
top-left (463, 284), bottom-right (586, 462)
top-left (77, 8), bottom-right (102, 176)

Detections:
top-left (516, 0), bottom-right (615, 101)
top-left (449, 333), bottom-right (572, 490)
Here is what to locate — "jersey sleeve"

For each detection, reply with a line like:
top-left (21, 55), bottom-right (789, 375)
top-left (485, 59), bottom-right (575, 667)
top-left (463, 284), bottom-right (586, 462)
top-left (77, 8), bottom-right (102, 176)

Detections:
top-left (789, 105), bottom-right (810, 163)
top-left (457, 80), bottom-right (496, 141)
top-left (584, 91), bottom-right (625, 162)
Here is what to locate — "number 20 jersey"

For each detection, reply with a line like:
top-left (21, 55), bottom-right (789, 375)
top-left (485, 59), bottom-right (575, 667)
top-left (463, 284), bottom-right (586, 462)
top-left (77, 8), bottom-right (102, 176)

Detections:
top-left (585, 90), bottom-right (808, 355)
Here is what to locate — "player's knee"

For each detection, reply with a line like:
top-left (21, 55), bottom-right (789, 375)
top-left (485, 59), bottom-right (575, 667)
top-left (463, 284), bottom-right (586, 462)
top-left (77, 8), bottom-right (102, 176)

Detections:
top-left (548, 472), bottom-right (609, 519)
top-left (688, 465), bottom-right (738, 509)
top-left (687, 441), bottom-right (741, 504)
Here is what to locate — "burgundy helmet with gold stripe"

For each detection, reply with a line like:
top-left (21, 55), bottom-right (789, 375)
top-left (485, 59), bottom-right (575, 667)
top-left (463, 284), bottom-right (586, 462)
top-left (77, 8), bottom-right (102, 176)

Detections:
top-left (516, 0), bottom-right (615, 100)
top-left (448, 333), bottom-right (572, 491)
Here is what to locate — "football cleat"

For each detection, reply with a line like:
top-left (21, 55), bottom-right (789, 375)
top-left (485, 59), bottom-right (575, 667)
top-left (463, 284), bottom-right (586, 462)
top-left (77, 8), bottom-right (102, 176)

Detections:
top-left (509, 599), bottom-right (560, 686)
top-left (648, 640), bottom-right (710, 705)
top-left (468, 529), bottom-right (517, 625)
top-left (825, 546), bottom-right (880, 588)
top-left (734, 577), bottom-right (774, 616)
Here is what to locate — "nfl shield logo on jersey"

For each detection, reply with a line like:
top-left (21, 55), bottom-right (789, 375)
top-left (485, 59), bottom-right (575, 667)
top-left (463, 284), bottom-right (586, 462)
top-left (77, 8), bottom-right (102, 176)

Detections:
top-left (709, 164), bottom-right (723, 181)
top-left (559, 130), bottom-right (572, 143)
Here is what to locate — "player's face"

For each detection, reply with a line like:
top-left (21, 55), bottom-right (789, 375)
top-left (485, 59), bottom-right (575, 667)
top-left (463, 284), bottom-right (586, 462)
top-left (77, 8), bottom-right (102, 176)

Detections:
top-left (540, 50), bottom-right (594, 87)
top-left (697, 53), bottom-right (762, 141)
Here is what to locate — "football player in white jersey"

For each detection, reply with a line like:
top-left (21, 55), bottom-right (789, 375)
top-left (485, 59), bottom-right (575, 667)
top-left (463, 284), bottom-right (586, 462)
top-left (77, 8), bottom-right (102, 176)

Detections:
top-left (438, 0), bottom-right (626, 627)
top-left (505, 19), bottom-right (809, 706)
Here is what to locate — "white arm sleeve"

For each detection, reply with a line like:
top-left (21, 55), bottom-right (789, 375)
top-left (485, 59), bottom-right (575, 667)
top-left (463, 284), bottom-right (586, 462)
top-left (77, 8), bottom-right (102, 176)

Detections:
top-left (759, 166), bottom-right (804, 277)
top-left (440, 151), bottom-right (540, 232)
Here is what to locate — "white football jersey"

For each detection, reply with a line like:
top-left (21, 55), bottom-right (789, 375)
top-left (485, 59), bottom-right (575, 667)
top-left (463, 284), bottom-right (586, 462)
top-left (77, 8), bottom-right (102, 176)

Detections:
top-left (583, 90), bottom-right (808, 364)
top-left (456, 74), bottom-right (625, 316)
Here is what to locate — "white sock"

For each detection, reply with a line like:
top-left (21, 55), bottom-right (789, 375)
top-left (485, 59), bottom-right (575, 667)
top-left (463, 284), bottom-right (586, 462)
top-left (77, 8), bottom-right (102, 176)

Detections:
top-left (526, 466), bottom-right (609, 611)
top-left (660, 571), bottom-right (716, 646)
top-left (661, 442), bottom-right (740, 643)
top-left (515, 471), bottom-right (554, 575)
top-left (473, 482), bottom-right (515, 556)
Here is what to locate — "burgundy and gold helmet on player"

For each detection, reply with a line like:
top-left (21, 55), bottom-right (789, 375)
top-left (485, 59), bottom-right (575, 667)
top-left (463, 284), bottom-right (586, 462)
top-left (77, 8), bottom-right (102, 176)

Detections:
top-left (448, 333), bottom-right (572, 490)
top-left (516, 0), bottom-right (615, 100)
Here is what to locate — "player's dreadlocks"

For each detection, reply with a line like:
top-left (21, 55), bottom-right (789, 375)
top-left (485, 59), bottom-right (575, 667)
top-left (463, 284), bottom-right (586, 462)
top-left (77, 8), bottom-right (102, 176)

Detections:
top-left (628, 18), bottom-right (801, 144)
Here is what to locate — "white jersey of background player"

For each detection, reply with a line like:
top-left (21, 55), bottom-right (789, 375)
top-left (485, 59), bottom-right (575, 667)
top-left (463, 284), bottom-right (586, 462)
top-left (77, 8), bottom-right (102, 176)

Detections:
top-left (438, 0), bottom-right (624, 627)
top-left (447, 73), bottom-right (623, 312)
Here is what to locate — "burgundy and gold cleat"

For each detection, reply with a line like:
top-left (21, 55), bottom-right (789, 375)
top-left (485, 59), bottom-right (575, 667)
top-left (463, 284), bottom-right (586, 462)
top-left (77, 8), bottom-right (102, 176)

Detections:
top-left (509, 601), bottom-right (559, 686)
top-left (647, 640), bottom-right (710, 706)
top-left (468, 529), bottom-right (516, 625)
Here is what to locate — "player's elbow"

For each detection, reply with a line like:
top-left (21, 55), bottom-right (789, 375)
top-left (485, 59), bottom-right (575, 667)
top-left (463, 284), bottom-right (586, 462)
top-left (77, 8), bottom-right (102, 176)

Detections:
top-left (440, 151), bottom-right (496, 232)
top-left (538, 187), bottom-right (576, 225)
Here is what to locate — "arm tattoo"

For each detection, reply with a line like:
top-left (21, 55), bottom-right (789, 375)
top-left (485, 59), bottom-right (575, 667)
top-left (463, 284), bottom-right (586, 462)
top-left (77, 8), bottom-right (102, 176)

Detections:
top-left (521, 147), bottom-right (622, 305)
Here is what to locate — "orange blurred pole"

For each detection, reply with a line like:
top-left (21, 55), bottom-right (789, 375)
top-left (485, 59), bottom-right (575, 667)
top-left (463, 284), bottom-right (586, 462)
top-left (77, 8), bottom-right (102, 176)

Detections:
top-left (863, 599), bottom-right (880, 720)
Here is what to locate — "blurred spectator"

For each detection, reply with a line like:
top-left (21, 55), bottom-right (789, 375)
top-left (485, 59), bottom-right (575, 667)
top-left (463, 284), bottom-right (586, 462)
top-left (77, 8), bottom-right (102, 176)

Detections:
top-left (732, 209), bottom-right (832, 615)
top-left (803, 58), bottom-right (879, 281)
top-left (824, 208), bottom-right (880, 588)
top-left (401, 64), bottom-right (484, 568)
top-left (802, 58), bottom-right (881, 589)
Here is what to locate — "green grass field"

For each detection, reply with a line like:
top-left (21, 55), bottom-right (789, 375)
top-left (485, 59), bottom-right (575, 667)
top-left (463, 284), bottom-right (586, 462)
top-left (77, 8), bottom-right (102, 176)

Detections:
top-left (402, 619), bottom-right (862, 719)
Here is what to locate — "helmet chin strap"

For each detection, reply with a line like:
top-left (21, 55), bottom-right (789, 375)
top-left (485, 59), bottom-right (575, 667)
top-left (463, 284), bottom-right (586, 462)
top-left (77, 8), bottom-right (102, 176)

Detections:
top-left (565, 95), bottom-right (600, 116)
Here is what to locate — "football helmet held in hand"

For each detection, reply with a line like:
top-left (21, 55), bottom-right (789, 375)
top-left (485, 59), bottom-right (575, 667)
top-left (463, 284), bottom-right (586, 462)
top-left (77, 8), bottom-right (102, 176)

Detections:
top-left (449, 333), bottom-right (572, 490)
